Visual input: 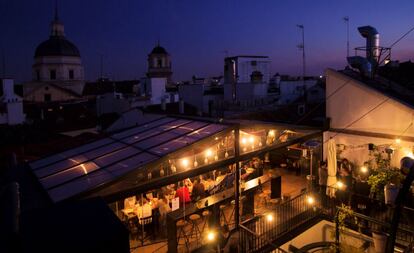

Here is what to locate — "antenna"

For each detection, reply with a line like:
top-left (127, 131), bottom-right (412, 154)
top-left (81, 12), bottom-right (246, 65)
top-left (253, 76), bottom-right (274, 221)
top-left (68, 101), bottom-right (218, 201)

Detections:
top-left (54, 0), bottom-right (59, 20)
top-left (296, 24), bottom-right (306, 85)
top-left (343, 16), bottom-right (350, 58)
top-left (1, 48), bottom-right (6, 78)
top-left (100, 54), bottom-right (104, 79)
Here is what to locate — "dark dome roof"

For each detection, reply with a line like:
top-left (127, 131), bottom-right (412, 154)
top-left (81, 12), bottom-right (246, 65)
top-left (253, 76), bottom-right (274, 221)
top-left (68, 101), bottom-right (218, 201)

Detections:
top-left (151, 46), bottom-right (168, 54)
top-left (35, 36), bottom-right (80, 57)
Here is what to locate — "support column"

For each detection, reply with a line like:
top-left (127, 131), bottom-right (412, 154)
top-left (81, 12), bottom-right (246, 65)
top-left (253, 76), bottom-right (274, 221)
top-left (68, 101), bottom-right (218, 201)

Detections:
top-left (234, 125), bottom-right (240, 229)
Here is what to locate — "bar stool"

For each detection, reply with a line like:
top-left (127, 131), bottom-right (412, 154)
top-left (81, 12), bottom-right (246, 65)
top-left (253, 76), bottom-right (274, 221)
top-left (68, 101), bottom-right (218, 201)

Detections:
top-left (189, 214), bottom-right (202, 245)
top-left (176, 219), bottom-right (189, 250)
top-left (201, 210), bottom-right (211, 232)
top-left (219, 204), bottom-right (229, 227)
top-left (228, 200), bottom-right (236, 226)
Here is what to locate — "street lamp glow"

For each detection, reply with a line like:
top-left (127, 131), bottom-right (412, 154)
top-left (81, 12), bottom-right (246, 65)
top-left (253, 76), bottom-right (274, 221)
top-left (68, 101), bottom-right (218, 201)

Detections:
top-left (266, 213), bottom-right (274, 222)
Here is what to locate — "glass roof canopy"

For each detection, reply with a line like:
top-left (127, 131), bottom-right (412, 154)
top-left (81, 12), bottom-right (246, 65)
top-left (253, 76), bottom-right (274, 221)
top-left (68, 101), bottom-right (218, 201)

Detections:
top-left (29, 117), bottom-right (229, 203)
top-left (29, 116), bottom-right (322, 203)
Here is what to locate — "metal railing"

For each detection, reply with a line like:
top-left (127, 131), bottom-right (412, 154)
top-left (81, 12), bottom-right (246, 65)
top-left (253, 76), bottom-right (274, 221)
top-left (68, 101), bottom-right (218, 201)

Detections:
top-left (239, 187), bottom-right (414, 253)
top-left (239, 191), bottom-right (319, 253)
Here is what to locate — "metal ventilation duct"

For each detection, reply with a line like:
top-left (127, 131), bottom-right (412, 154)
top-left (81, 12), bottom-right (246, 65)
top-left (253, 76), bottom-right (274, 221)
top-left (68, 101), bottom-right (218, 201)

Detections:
top-left (358, 26), bottom-right (380, 66)
top-left (347, 56), bottom-right (372, 77)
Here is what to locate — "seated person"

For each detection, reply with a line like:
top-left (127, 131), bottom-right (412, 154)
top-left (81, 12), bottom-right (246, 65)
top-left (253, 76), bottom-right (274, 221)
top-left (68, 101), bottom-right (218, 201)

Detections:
top-left (191, 179), bottom-right (206, 201)
top-left (202, 174), bottom-right (215, 192)
top-left (175, 181), bottom-right (191, 205)
top-left (124, 196), bottom-right (136, 209)
top-left (136, 198), bottom-right (152, 224)
top-left (157, 195), bottom-right (172, 226)
top-left (184, 178), bottom-right (193, 193)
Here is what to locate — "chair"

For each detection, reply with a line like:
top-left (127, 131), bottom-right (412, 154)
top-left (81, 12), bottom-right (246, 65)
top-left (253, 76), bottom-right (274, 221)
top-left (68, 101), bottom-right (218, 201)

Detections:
top-left (201, 210), bottom-right (211, 232)
top-left (219, 204), bottom-right (229, 228)
top-left (136, 216), bottom-right (153, 245)
top-left (189, 214), bottom-right (202, 246)
top-left (176, 219), bottom-right (190, 251)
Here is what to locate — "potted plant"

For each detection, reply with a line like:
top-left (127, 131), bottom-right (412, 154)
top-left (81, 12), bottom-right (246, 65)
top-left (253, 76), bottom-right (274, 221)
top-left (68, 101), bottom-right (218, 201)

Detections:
top-left (371, 230), bottom-right (387, 253)
top-left (367, 167), bottom-right (403, 204)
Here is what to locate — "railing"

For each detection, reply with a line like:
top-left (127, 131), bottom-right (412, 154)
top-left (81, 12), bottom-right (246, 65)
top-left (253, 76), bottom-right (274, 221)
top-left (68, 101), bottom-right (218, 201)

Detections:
top-left (240, 191), bottom-right (319, 253)
top-left (239, 187), bottom-right (414, 253)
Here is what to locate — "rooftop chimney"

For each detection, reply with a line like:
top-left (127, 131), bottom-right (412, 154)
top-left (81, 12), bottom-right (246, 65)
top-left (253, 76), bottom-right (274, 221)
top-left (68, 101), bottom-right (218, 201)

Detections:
top-left (347, 25), bottom-right (380, 78)
top-left (358, 26), bottom-right (380, 66)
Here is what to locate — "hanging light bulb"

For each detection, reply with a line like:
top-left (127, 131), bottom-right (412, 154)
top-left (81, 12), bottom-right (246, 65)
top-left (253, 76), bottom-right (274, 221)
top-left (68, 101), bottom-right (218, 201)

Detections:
top-left (225, 150), bottom-right (229, 158)
top-left (214, 153), bottom-right (218, 161)
top-left (193, 156), bottom-right (198, 167)
top-left (259, 141), bottom-right (262, 147)
top-left (241, 137), bottom-right (247, 145)
top-left (249, 136), bottom-right (255, 144)
top-left (205, 149), bottom-right (213, 157)
top-left (395, 138), bottom-right (401, 144)
top-left (181, 158), bottom-right (189, 167)
top-left (204, 157), bottom-right (209, 164)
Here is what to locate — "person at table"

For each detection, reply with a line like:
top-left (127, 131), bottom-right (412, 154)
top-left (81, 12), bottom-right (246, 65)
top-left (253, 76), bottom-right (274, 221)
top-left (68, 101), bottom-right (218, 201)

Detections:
top-left (202, 174), bottom-right (215, 192)
top-left (191, 179), bottom-right (206, 201)
top-left (176, 181), bottom-right (191, 206)
top-left (157, 195), bottom-right (171, 235)
top-left (124, 196), bottom-right (136, 209)
top-left (184, 178), bottom-right (193, 193)
top-left (136, 198), bottom-right (152, 224)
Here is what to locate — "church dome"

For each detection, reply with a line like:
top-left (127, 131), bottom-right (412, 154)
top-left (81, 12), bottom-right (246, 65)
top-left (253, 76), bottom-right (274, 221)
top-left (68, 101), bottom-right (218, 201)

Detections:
top-left (35, 36), bottom-right (80, 57)
top-left (151, 46), bottom-right (168, 54)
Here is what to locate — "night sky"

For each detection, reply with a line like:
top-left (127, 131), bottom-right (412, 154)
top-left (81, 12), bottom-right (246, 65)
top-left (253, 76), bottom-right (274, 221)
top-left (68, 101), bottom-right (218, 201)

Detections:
top-left (1, 0), bottom-right (414, 83)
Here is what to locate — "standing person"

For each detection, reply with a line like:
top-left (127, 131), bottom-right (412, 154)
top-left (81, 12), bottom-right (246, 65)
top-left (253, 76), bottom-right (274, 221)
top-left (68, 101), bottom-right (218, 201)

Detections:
top-left (338, 159), bottom-right (353, 205)
top-left (318, 161), bottom-right (328, 205)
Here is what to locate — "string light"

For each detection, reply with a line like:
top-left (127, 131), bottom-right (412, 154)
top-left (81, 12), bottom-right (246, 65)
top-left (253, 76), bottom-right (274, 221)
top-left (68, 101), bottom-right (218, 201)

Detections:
top-left (181, 159), bottom-right (189, 168)
top-left (205, 149), bottom-right (212, 157)
top-left (206, 230), bottom-right (216, 242)
top-left (249, 136), bottom-right (255, 143)
top-left (306, 195), bottom-right (315, 205)
top-left (360, 166), bottom-right (368, 173)
top-left (266, 213), bottom-right (274, 222)
top-left (336, 181), bottom-right (344, 189)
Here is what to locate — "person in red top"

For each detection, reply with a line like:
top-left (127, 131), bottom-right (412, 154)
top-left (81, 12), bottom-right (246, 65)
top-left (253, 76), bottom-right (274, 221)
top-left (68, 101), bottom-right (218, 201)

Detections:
top-left (175, 181), bottom-right (191, 206)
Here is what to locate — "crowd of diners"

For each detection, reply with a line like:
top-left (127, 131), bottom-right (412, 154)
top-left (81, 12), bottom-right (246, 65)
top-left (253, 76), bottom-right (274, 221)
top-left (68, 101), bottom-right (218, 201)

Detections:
top-left (120, 157), bottom-right (264, 240)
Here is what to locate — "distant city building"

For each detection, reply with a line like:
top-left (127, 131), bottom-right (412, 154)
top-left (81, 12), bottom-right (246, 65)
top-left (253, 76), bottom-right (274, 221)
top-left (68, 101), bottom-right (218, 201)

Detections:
top-left (146, 44), bottom-right (172, 83)
top-left (0, 79), bottom-right (25, 125)
top-left (224, 55), bottom-right (271, 84)
top-left (23, 7), bottom-right (84, 102)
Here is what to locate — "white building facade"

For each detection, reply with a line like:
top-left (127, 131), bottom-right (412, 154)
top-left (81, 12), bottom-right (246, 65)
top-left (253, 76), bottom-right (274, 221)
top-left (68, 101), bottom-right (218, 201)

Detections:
top-left (0, 79), bottom-right (25, 125)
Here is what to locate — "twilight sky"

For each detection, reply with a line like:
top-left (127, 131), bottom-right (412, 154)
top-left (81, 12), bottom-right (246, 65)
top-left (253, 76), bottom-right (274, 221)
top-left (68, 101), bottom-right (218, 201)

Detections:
top-left (1, 0), bottom-right (414, 82)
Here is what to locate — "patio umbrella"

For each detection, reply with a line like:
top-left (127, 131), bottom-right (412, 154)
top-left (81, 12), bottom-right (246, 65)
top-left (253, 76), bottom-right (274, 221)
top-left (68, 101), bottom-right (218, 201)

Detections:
top-left (327, 138), bottom-right (337, 197)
